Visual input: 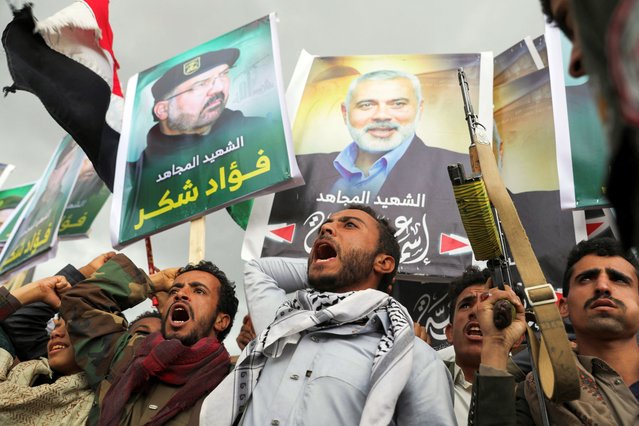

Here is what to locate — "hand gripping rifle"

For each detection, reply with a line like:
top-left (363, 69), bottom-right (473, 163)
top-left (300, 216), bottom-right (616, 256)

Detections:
top-left (449, 69), bottom-right (579, 407)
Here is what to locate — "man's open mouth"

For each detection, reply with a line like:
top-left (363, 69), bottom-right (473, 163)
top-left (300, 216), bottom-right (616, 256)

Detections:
top-left (464, 322), bottom-right (483, 339)
top-left (169, 303), bottom-right (192, 327)
top-left (313, 240), bottom-right (337, 263)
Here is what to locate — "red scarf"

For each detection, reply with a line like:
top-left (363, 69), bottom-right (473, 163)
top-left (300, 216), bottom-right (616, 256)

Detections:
top-left (99, 331), bottom-right (230, 426)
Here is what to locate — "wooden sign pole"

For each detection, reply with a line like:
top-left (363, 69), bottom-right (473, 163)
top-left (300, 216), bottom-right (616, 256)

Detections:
top-left (189, 216), bottom-right (206, 263)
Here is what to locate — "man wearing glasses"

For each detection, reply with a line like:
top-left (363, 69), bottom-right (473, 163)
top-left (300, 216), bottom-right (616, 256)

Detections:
top-left (150, 48), bottom-right (241, 138)
top-left (124, 48), bottom-right (270, 233)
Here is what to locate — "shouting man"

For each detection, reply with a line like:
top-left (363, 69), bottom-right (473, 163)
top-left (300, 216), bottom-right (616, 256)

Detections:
top-left (60, 254), bottom-right (238, 425)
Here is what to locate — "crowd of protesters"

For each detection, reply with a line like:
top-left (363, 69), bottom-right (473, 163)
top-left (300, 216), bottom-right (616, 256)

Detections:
top-left (1, 203), bottom-right (637, 425)
top-left (2, 0), bottom-right (639, 424)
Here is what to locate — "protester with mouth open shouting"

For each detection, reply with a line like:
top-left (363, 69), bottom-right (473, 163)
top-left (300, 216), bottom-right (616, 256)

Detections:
top-left (201, 204), bottom-right (455, 426)
top-left (59, 254), bottom-right (238, 426)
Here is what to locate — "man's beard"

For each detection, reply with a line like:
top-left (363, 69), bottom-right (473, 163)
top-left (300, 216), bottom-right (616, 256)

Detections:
top-left (161, 305), bottom-right (217, 346)
top-left (347, 118), bottom-right (417, 153)
top-left (308, 243), bottom-right (378, 292)
top-left (167, 93), bottom-right (226, 133)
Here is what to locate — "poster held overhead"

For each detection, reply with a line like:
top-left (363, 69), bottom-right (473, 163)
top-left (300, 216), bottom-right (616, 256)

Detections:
top-left (244, 51), bottom-right (494, 278)
top-left (111, 13), bottom-right (301, 248)
top-left (58, 156), bottom-right (111, 239)
top-left (0, 183), bottom-right (36, 249)
top-left (0, 135), bottom-right (84, 279)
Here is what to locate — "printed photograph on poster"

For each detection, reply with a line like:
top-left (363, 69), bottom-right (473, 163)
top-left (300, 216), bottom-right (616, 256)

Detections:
top-left (533, 35), bottom-right (549, 68)
top-left (0, 136), bottom-right (84, 278)
top-left (546, 25), bottom-right (608, 209)
top-left (0, 183), bottom-right (34, 231)
top-left (492, 37), bottom-right (544, 169)
top-left (112, 13), bottom-right (300, 248)
top-left (245, 52), bottom-right (494, 278)
top-left (0, 183), bottom-right (35, 249)
top-left (493, 50), bottom-right (578, 287)
top-left (1, 267), bottom-right (35, 292)
top-left (493, 36), bottom-right (543, 87)
top-left (494, 69), bottom-right (558, 192)
top-left (58, 157), bottom-right (111, 239)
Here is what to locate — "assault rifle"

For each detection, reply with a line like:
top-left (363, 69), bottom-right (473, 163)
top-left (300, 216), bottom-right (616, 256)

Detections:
top-left (448, 69), bottom-right (579, 414)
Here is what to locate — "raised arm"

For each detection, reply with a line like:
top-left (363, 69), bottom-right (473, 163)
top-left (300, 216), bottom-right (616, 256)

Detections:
top-left (59, 253), bottom-right (152, 387)
top-left (469, 286), bottom-right (532, 425)
top-left (1, 252), bottom-right (116, 360)
top-left (244, 257), bottom-right (307, 334)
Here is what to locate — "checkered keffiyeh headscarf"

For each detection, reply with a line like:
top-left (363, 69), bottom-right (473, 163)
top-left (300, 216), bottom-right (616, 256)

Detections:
top-left (202, 288), bottom-right (414, 426)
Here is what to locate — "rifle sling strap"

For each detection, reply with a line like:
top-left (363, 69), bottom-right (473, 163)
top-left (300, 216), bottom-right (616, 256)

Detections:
top-left (475, 140), bottom-right (580, 402)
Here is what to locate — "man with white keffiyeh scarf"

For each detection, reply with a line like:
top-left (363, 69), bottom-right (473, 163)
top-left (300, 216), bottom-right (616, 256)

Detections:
top-left (201, 205), bottom-right (455, 425)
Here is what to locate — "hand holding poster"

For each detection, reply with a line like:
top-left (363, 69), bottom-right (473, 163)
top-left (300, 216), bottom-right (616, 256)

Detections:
top-left (112, 14), bottom-right (301, 248)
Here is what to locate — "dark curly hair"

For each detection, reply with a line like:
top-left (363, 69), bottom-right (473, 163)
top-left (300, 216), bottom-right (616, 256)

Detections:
top-left (561, 237), bottom-right (639, 297)
top-left (177, 260), bottom-right (238, 342)
top-left (538, 0), bottom-right (573, 39)
top-left (448, 266), bottom-right (490, 322)
top-left (130, 310), bottom-right (161, 325)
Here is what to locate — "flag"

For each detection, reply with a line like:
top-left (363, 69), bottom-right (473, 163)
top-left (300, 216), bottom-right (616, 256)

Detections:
top-left (2, 0), bottom-right (122, 190)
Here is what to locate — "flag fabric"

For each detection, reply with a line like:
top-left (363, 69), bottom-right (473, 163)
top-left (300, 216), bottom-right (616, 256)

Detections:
top-left (2, 1), bottom-right (122, 190)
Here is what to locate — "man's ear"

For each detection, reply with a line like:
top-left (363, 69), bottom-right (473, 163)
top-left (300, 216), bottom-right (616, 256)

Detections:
top-left (153, 101), bottom-right (169, 121)
top-left (559, 298), bottom-right (569, 318)
top-left (373, 253), bottom-right (395, 275)
top-left (341, 102), bottom-right (348, 124)
top-left (445, 323), bottom-right (453, 344)
top-left (214, 312), bottom-right (231, 334)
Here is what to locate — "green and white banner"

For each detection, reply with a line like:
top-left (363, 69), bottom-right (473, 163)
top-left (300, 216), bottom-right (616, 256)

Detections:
top-left (112, 14), bottom-right (301, 248)
top-left (0, 135), bottom-right (83, 278)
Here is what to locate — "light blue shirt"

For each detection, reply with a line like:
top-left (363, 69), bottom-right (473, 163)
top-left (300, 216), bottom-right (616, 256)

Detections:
top-left (331, 134), bottom-right (415, 198)
top-left (236, 257), bottom-right (455, 426)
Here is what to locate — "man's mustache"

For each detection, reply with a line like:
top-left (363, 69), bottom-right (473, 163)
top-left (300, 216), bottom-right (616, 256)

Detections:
top-left (203, 92), bottom-right (225, 109)
top-left (583, 294), bottom-right (626, 310)
top-left (363, 121), bottom-right (399, 132)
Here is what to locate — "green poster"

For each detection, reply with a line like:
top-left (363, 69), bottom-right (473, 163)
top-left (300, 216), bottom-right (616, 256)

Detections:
top-left (0, 183), bottom-right (35, 243)
top-left (0, 136), bottom-right (84, 277)
top-left (547, 25), bottom-right (608, 209)
top-left (112, 14), bottom-right (299, 248)
top-left (58, 157), bottom-right (110, 238)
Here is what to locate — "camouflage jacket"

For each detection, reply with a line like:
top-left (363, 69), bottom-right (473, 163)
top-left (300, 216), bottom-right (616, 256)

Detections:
top-left (59, 253), bottom-right (154, 425)
top-left (0, 287), bottom-right (21, 322)
top-left (0, 287), bottom-right (21, 355)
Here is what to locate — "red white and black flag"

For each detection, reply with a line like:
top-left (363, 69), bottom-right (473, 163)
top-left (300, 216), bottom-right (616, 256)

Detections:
top-left (2, 0), bottom-right (122, 190)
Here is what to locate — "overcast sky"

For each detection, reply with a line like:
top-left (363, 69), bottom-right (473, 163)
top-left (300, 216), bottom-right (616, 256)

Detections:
top-left (0, 0), bottom-right (546, 354)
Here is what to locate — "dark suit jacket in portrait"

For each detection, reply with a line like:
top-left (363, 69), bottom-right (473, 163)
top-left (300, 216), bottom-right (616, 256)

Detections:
top-left (264, 136), bottom-right (473, 277)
